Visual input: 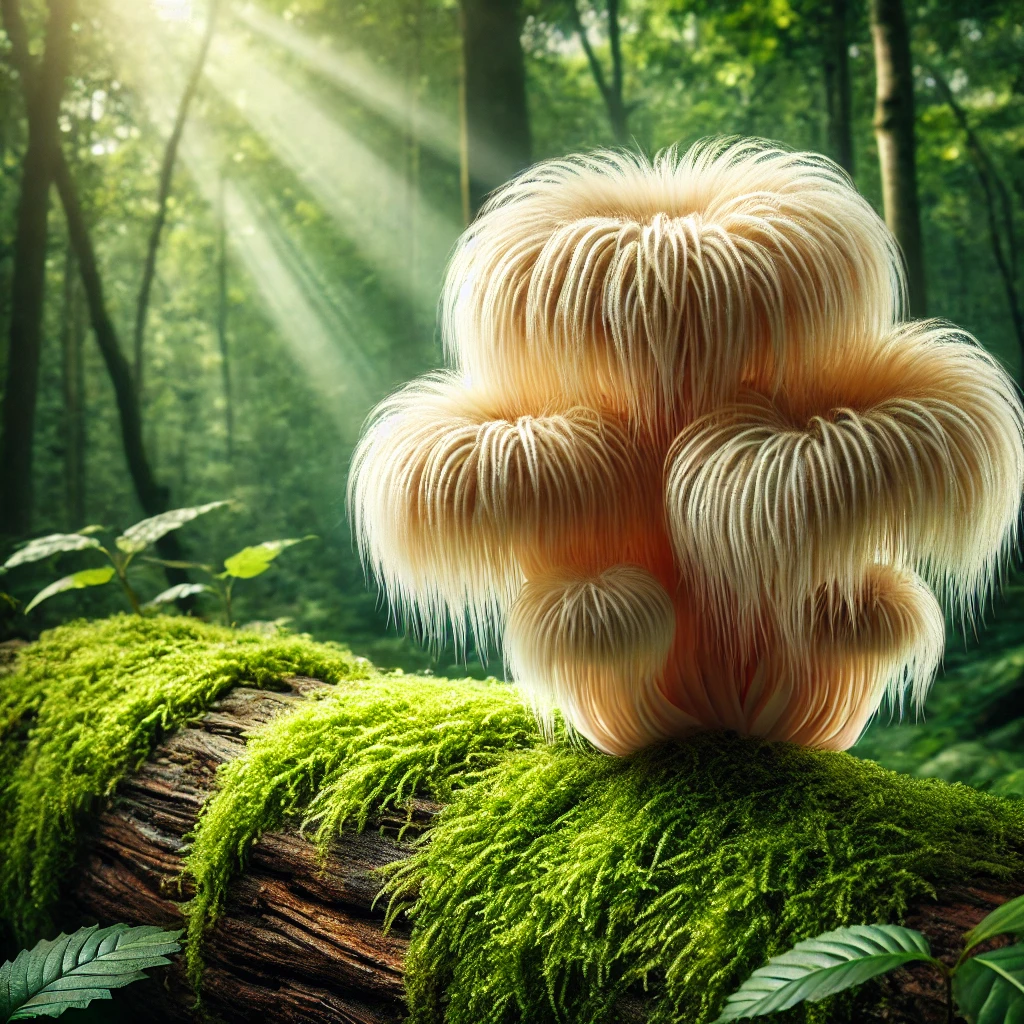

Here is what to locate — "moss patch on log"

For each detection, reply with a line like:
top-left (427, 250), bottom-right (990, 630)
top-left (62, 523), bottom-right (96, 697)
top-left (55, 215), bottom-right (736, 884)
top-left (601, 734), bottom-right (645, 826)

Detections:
top-left (2, 616), bottom-right (1024, 1024)
top-left (0, 614), bottom-right (370, 941)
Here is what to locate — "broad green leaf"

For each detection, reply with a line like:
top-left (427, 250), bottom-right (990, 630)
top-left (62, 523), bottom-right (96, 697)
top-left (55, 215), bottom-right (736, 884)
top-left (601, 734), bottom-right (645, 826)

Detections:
top-left (144, 583), bottom-right (210, 608)
top-left (966, 896), bottom-right (1024, 952)
top-left (115, 501), bottom-right (230, 554)
top-left (3, 534), bottom-right (101, 571)
top-left (954, 943), bottom-right (1024, 1024)
top-left (24, 568), bottom-right (116, 614)
top-left (0, 923), bottom-right (180, 1020)
top-left (223, 536), bottom-right (314, 579)
top-left (713, 925), bottom-right (936, 1021)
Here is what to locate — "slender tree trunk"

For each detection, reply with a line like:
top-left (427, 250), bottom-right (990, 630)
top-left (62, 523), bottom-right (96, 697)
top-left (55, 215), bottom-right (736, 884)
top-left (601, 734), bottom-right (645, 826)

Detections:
top-left (458, 0), bottom-right (532, 218)
top-left (133, 0), bottom-right (222, 398)
top-left (53, 153), bottom-right (190, 584)
top-left (822, 0), bottom-right (854, 176)
top-left (216, 171), bottom-right (233, 461)
top-left (570, 0), bottom-right (630, 145)
top-left (61, 241), bottom-right (86, 529)
top-left (404, 0), bottom-right (423, 378)
top-left (930, 70), bottom-right (1024, 376)
top-left (870, 0), bottom-right (926, 317)
top-left (0, 0), bottom-right (76, 537)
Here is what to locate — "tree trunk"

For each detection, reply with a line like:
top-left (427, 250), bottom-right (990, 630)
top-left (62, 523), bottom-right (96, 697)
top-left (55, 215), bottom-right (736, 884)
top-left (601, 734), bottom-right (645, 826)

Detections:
top-left (870, 0), bottom-right (927, 317)
top-left (134, 0), bottom-right (222, 398)
top-left (65, 676), bottom-right (1023, 1024)
top-left (216, 171), bottom-right (233, 462)
top-left (570, 0), bottom-right (630, 146)
top-left (458, 0), bottom-right (532, 218)
top-left (53, 153), bottom-right (191, 583)
top-left (822, 0), bottom-right (854, 176)
top-left (60, 241), bottom-right (86, 529)
top-left (0, 0), bottom-right (76, 538)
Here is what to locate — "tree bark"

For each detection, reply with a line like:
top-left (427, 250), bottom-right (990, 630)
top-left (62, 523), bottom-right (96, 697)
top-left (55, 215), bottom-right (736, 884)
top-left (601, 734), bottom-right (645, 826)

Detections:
top-left (822, 0), bottom-right (854, 176)
top-left (0, 0), bottom-right (76, 537)
top-left (216, 171), bottom-right (233, 462)
top-left (133, 0), bottom-right (222, 398)
top-left (60, 241), bottom-right (86, 529)
top-left (458, 0), bottom-right (532, 218)
top-left (569, 0), bottom-right (630, 145)
top-left (64, 677), bottom-right (1023, 1024)
top-left (870, 0), bottom-right (927, 317)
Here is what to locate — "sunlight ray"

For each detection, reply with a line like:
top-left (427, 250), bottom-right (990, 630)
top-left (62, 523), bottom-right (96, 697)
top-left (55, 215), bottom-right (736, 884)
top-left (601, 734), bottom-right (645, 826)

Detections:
top-left (204, 29), bottom-right (461, 313)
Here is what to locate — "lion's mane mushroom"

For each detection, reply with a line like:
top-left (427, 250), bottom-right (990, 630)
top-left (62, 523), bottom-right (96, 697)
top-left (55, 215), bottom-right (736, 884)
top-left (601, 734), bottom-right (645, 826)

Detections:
top-left (350, 140), bottom-right (1024, 756)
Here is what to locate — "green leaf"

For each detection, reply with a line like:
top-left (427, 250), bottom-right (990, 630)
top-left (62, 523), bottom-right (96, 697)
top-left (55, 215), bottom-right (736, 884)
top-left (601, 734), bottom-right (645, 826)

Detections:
top-left (24, 568), bottom-right (116, 614)
top-left (3, 534), bottom-right (101, 571)
top-left (143, 583), bottom-right (210, 608)
top-left (713, 925), bottom-right (936, 1021)
top-left (115, 501), bottom-right (231, 555)
top-left (222, 536), bottom-right (314, 579)
top-left (966, 896), bottom-right (1024, 952)
top-left (954, 943), bottom-right (1024, 1024)
top-left (0, 923), bottom-right (180, 1020)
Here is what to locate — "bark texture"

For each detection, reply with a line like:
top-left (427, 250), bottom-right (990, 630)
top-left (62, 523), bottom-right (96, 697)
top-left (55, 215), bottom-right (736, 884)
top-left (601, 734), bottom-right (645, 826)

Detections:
top-left (63, 675), bottom-right (1024, 1024)
top-left (870, 0), bottom-right (927, 317)
top-left (458, 0), bottom-right (532, 218)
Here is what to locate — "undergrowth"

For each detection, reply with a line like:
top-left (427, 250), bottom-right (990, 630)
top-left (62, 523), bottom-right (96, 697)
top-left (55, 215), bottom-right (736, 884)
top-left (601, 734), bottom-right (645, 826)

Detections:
top-left (3, 616), bottom-right (1024, 1024)
top-left (0, 614), bottom-right (370, 942)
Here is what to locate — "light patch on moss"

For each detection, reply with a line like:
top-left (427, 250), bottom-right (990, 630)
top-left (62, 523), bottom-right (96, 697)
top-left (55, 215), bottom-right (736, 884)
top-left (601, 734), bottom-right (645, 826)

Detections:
top-left (0, 614), bottom-right (370, 942)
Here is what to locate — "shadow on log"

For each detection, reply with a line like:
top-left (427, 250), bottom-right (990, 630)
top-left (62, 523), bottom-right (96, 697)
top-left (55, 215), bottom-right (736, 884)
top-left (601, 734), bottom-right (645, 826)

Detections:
top-left (65, 676), bottom-right (1022, 1024)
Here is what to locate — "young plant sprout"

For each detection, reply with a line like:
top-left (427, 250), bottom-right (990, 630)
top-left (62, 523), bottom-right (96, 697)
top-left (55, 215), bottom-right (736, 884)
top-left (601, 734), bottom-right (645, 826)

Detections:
top-left (146, 535), bottom-right (316, 625)
top-left (0, 502), bottom-right (230, 615)
top-left (350, 139), bottom-right (1024, 755)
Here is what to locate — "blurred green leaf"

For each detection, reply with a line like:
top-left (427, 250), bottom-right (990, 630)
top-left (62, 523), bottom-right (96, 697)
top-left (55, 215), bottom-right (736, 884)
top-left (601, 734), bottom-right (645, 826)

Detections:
top-left (223, 536), bottom-right (314, 579)
top-left (115, 501), bottom-right (231, 554)
top-left (25, 568), bottom-right (116, 614)
top-left (3, 534), bottom-right (102, 571)
top-left (143, 583), bottom-right (210, 608)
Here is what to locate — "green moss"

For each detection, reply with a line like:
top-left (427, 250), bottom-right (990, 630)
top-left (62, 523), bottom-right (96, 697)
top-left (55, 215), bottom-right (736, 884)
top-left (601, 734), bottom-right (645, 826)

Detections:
top-left (182, 672), bottom-right (539, 986)
top-left (3, 615), bottom-right (1024, 1024)
top-left (0, 614), bottom-right (370, 942)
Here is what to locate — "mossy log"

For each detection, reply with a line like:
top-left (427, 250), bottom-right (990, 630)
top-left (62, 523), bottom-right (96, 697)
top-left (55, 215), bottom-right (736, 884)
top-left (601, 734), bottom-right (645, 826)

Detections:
top-left (64, 674), bottom-right (1023, 1024)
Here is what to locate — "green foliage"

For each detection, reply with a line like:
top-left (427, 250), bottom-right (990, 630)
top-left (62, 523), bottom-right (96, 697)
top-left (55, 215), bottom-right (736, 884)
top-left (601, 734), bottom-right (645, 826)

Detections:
top-left (718, 896), bottom-right (1024, 1022)
top-left (0, 614), bottom-right (371, 942)
top-left (2, 503), bottom-right (230, 617)
top-left (713, 925), bottom-right (935, 1021)
top-left (954, 944), bottom-right (1024, 1024)
top-left (0, 924), bottom-right (181, 1021)
top-left (23, 568), bottom-right (115, 614)
top-left (222, 536), bottom-right (313, 579)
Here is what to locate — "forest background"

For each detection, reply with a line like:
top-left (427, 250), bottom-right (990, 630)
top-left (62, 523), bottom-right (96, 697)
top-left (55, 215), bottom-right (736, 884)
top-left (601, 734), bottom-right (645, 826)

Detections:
top-left (1, 0), bottom-right (1023, 794)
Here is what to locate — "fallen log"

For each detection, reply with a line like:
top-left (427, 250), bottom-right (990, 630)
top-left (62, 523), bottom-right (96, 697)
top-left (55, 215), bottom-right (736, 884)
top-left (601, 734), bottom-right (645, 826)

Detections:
top-left (64, 675), bottom-right (1023, 1024)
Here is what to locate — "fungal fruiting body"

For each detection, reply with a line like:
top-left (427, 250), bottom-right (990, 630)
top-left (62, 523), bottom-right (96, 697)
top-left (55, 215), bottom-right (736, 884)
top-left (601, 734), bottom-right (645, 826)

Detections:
top-left (350, 140), bottom-right (1024, 756)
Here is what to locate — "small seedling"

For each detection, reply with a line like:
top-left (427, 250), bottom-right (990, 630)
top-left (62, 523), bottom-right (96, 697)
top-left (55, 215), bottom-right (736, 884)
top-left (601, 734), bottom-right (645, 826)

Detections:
top-left (0, 922), bottom-right (180, 1020)
top-left (714, 892), bottom-right (1024, 1023)
top-left (146, 535), bottom-right (316, 625)
top-left (0, 502), bottom-right (230, 614)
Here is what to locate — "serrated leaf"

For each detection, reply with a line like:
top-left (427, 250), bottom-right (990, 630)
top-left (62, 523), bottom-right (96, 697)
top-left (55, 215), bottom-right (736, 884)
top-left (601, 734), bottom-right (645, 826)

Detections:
top-left (115, 501), bottom-right (230, 554)
top-left (24, 568), bottom-right (116, 614)
top-left (966, 896), bottom-right (1024, 952)
top-left (143, 583), bottom-right (210, 608)
top-left (713, 925), bottom-right (936, 1021)
top-left (3, 534), bottom-right (101, 570)
top-left (954, 943), bottom-right (1024, 1024)
top-left (222, 536), bottom-right (314, 579)
top-left (1, 922), bottom-right (181, 1020)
